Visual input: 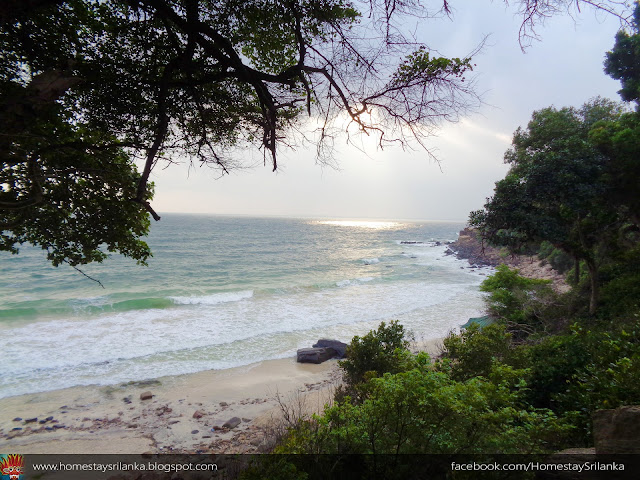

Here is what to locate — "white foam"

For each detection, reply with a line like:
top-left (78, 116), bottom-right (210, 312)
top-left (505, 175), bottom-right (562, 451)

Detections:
top-left (336, 277), bottom-right (374, 287)
top-left (362, 258), bottom-right (380, 264)
top-left (169, 290), bottom-right (254, 305)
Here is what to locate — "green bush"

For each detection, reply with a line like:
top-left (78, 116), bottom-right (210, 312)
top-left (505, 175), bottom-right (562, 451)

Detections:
top-left (282, 364), bottom-right (571, 459)
top-left (338, 320), bottom-right (413, 391)
top-left (537, 240), bottom-right (555, 259)
top-left (521, 334), bottom-right (591, 411)
top-left (598, 246), bottom-right (640, 318)
top-left (440, 322), bottom-right (513, 381)
top-left (555, 320), bottom-right (640, 443)
top-left (538, 241), bottom-right (574, 273)
top-left (480, 264), bottom-right (556, 338)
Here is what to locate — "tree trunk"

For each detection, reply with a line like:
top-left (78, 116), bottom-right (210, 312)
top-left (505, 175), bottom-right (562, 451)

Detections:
top-left (586, 260), bottom-right (599, 315)
top-left (574, 256), bottom-right (580, 285)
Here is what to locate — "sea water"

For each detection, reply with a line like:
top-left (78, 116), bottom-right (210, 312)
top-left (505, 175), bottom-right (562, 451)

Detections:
top-left (0, 215), bottom-right (490, 399)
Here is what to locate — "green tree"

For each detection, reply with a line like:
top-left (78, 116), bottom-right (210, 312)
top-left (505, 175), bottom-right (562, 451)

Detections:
top-left (470, 98), bottom-right (625, 314)
top-left (605, 2), bottom-right (640, 107)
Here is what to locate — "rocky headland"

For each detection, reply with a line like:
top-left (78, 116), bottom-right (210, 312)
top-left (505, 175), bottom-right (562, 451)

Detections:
top-left (447, 227), bottom-right (570, 293)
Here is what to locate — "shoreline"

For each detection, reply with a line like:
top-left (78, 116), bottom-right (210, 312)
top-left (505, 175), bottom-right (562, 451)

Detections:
top-left (0, 338), bottom-right (444, 454)
top-left (448, 227), bottom-right (570, 293)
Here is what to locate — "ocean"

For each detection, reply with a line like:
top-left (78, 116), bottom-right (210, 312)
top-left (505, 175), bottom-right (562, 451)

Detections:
top-left (0, 215), bottom-right (490, 399)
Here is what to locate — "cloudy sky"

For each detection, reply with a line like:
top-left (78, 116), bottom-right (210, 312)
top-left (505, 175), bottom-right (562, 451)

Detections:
top-left (149, 1), bottom-right (628, 223)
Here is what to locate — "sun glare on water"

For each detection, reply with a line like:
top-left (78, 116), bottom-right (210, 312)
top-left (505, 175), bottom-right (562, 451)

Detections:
top-left (314, 220), bottom-right (404, 230)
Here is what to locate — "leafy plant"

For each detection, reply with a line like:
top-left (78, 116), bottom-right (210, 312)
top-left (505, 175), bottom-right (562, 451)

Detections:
top-left (338, 320), bottom-right (413, 393)
top-left (479, 265), bottom-right (556, 338)
top-left (440, 322), bottom-right (513, 381)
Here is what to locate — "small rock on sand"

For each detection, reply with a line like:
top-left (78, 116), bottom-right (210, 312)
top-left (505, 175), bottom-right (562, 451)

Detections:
top-left (140, 391), bottom-right (153, 400)
top-left (223, 417), bottom-right (241, 429)
top-left (192, 410), bottom-right (206, 419)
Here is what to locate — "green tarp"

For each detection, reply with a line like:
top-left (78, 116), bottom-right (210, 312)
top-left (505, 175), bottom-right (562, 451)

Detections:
top-left (460, 315), bottom-right (494, 329)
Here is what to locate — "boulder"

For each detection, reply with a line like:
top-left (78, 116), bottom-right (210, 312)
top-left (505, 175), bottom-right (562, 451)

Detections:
top-left (593, 405), bottom-right (640, 454)
top-left (312, 339), bottom-right (348, 358)
top-left (296, 347), bottom-right (337, 364)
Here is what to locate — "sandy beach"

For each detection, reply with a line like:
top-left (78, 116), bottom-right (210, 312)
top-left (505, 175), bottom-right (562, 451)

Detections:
top-left (0, 338), bottom-right (444, 455)
top-left (0, 357), bottom-right (340, 455)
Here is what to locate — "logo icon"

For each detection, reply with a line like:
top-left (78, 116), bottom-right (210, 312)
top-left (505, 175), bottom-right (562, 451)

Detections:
top-left (0, 455), bottom-right (24, 480)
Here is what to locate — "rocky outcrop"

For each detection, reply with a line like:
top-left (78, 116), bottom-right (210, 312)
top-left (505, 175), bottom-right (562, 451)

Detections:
top-left (312, 339), bottom-right (348, 358)
top-left (593, 405), bottom-right (640, 454)
top-left (297, 339), bottom-right (349, 364)
top-left (448, 227), bottom-right (570, 293)
top-left (445, 227), bottom-right (505, 267)
top-left (537, 406), bottom-right (640, 478)
top-left (296, 347), bottom-right (337, 364)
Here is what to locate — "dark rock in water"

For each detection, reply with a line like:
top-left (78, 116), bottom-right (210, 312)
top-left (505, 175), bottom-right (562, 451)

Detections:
top-left (297, 347), bottom-right (337, 364)
top-left (312, 339), bottom-right (348, 358)
top-left (223, 417), bottom-right (241, 429)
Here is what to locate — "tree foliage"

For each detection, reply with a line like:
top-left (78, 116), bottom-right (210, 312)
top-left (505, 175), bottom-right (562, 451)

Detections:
top-left (470, 98), bottom-right (632, 314)
top-left (605, 2), bottom-right (640, 107)
top-left (338, 320), bottom-right (414, 399)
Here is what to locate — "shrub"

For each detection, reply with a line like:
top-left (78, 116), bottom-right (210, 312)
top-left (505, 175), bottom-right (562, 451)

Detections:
top-left (480, 264), bottom-right (556, 339)
top-left (440, 322), bottom-right (513, 381)
top-left (538, 241), bottom-right (574, 273)
top-left (598, 246), bottom-right (640, 318)
top-left (521, 334), bottom-right (591, 411)
top-left (338, 320), bottom-right (413, 390)
top-left (555, 319), bottom-right (640, 443)
top-left (283, 365), bottom-right (571, 460)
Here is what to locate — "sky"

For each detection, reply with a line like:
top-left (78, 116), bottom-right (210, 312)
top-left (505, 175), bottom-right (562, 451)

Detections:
top-left (148, 1), bottom-right (628, 222)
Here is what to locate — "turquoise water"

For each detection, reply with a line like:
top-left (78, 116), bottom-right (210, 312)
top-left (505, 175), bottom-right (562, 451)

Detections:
top-left (0, 215), bottom-right (490, 398)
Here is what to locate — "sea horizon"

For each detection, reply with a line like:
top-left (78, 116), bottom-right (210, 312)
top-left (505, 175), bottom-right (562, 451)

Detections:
top-left (154, 211), bottom-right (470, 224)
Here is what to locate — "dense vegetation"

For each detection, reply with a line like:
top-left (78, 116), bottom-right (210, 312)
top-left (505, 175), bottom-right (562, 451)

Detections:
top-left (241, 5), bottom-right (640, 478)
